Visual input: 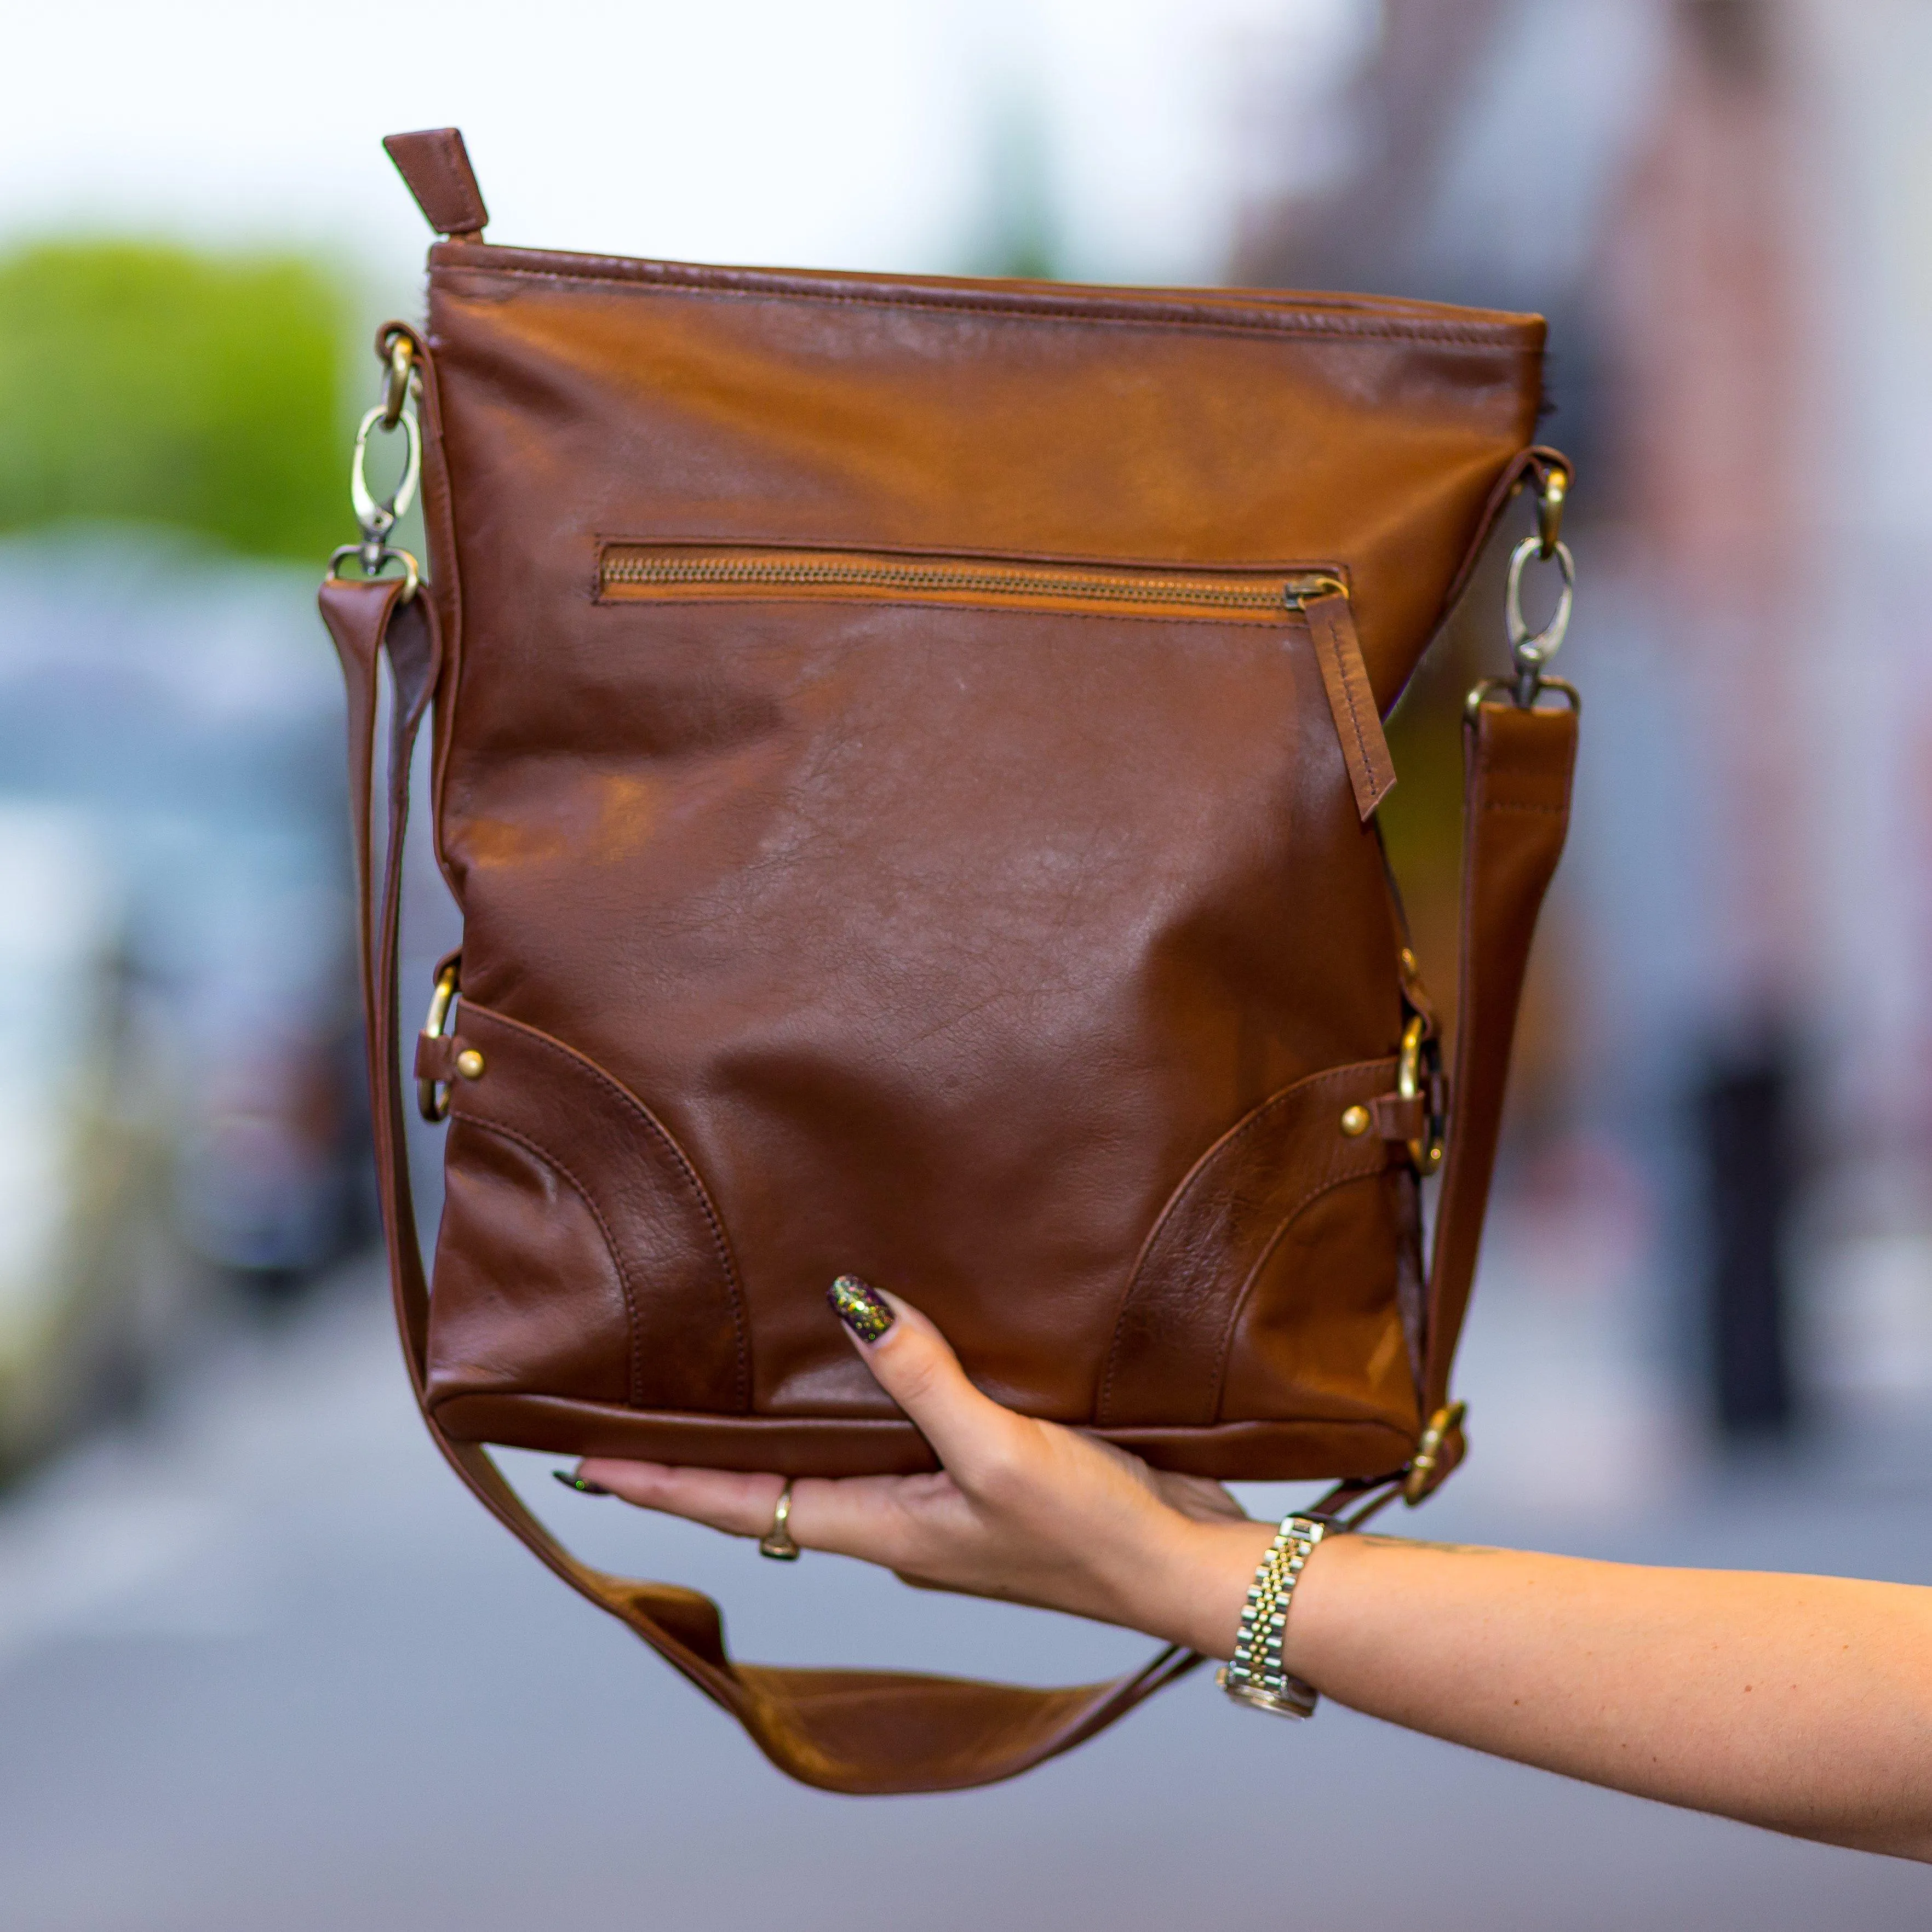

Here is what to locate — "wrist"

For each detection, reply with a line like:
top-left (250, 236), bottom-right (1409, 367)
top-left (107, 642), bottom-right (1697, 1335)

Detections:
top-left (1273, 1525), bottom-right (1360, 1679)
top-left (1144, 1516), bottom-right (1279, 1658)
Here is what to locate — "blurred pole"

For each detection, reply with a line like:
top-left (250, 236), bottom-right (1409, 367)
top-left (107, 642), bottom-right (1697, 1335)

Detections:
top-left (1697, 1037), bottom-right (1796, 1437)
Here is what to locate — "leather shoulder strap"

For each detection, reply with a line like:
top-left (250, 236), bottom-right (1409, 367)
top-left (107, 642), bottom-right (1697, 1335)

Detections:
top-left (1418, 696), bottom-right (1578, 1457)
top-left (319, 571), bottom-right (1201, 1797)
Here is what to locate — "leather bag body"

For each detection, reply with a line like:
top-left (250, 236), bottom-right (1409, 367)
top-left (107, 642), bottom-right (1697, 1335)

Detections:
top-left (322, 129), bottom-right (1579, 1794)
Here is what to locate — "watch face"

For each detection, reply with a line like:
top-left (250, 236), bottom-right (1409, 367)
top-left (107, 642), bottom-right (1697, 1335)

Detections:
top-left (1217, 1668), bottom-right (1319, 1720)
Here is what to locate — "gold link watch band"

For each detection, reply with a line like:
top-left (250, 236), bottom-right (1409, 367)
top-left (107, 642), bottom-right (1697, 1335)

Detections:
top-left (1217, 1513), bottom-right (1329, 1718)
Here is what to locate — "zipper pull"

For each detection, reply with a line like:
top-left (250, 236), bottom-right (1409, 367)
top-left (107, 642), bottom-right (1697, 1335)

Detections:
top-left (1304, 586), bottom-right (1397, 822)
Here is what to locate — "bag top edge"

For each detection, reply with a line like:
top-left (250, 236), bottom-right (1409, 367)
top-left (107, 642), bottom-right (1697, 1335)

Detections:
top-left (425, 240), bottom-right (1546, 351)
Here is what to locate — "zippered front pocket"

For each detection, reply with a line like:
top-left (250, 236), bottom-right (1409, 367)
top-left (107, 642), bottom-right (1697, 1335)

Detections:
top-left (599, 542), bottom-right (1346, 626)
top-left (597, 540), bottom-right (1392, 819)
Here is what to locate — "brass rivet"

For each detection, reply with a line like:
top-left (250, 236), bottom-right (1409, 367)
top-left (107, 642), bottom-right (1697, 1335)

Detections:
top-left (1340, 1104), bottom-right (1370, 1138)
top-left (455, 1048), bottom-right (486, 1081)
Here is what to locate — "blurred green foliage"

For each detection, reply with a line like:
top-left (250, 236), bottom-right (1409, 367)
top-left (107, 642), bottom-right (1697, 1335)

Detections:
top-left (966, 87), bottom-right (1063, 281)
top-left (0, 241), bottom-right (344, 561)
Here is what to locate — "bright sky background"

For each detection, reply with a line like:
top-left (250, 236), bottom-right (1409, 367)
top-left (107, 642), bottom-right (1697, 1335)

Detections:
top-left (0, 0), bottom-right (1377, 296)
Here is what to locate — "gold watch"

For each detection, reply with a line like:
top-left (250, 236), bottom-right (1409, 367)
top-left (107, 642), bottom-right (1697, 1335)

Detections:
top-left (1217, 1513), bottom-right (1329, 1718)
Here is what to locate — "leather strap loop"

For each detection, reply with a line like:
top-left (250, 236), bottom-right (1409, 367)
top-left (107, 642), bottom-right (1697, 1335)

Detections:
top-left (1368, 1093), bottom-right (1426, 1143)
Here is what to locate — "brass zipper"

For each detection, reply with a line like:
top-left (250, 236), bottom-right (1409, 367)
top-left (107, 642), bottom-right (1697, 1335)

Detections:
top-left (599, 544), bottom-right (1345, 624)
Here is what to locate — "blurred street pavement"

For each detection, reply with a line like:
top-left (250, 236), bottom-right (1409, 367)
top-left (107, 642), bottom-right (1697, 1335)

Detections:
top-left (2, 1243), bottom-right (1929, 1932)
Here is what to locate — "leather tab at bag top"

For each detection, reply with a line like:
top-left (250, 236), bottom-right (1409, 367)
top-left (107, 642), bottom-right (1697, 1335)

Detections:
top-left (327, 126), bottom-right (1575, 1794)
top-left (382, 128), bottom-right (488, 238)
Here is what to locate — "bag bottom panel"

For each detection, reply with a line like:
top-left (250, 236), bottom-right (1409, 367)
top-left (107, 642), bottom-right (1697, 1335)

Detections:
top-left (434, 1390), bottom-right (1416, 1483)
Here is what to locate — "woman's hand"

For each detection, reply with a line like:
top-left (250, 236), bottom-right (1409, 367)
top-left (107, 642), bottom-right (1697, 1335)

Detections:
top-left (575, 1277), bottom-right (1932, 1859)
top-left (575, 1281), bottom-right (1275, 1658)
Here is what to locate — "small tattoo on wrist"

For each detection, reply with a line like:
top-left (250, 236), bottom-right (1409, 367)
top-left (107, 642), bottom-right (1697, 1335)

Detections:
top-left (1358, 1533), bottom-right (1495, 1556)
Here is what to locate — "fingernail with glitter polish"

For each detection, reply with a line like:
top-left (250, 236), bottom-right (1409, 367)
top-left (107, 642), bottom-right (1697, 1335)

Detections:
top-left (552, 1469), bottom-right (610, 1496)
top-left (827, 1274), bottom-right (895, 1344)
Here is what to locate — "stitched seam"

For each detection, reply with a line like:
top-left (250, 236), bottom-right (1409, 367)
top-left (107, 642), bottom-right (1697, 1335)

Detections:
top-left (1207, 1159), bottom-right (1395, 1421)
top-left (433, 1396), bottom-right (925, 1432)
top-left (1096, 1059), bottom-right (1391, 1420)
top-left (1322, 622), bottom-right (1384, 801)
top-left (413, 328), bottom-right (466, 874)
top-left (434, 262), bottom-right (1533, 352)
top-left (461, 1116), bottom-right (644, 1407)
top-left (447, 259), bottom-right (1523, 345)
top-left (430, 138), bottom-right (484, 230)
top-left (482, 1011), bottom-right (752, 1410)
top-left (1314, 603), bottom-right (1391, 800)
top-left (1331, 638), bottom-right (1374, 772)
top-left (1096, 1062), bottom-right (1363, 1417)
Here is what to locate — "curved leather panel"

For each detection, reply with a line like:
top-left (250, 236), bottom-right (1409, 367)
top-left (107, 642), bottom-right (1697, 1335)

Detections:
top-left (429, 1000), bottom-right (750, 1413)
top-left (1218, 1168), bottom-right (1422, 1436)
top-left (1097, 1056), bottom-right (1407, 1427)
top-left (428, 1118), bottom-right (634, 1408)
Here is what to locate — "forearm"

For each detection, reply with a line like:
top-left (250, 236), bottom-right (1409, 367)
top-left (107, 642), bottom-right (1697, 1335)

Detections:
top-left (1201, 1532), bottom-right (1932, 1859)
top-left (604, 1291), bottom-right (1932, 1860)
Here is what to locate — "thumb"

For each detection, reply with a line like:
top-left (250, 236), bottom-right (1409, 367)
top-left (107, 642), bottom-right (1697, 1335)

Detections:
top-left (827, 1276), bottom-right (1021, 1478)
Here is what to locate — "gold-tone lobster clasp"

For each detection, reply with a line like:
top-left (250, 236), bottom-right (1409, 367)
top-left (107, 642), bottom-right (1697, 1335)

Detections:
top-left (1466, 460), bottom-right (1579, 720)
top-left (326, 326), bottom-right (423, 601)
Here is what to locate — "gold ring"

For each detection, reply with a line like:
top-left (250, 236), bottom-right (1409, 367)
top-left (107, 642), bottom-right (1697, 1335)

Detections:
top-left (758, 1480), bottom-right (800, 1561)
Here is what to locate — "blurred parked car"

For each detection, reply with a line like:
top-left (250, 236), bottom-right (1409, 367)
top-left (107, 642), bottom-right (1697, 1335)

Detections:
top-left (0, 526), bottom-right (365, 1459)
top-left (0, 802), bottom-right (170, 1469)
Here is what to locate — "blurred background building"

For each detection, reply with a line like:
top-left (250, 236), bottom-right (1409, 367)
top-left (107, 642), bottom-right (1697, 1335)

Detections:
top-left (1233, 0), bottom-right (1932, 1446)
top-left (0, 3), bottom-right (1929, 1925)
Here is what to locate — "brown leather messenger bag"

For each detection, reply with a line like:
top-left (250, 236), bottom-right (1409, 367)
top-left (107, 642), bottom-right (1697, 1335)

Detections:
top-left (319, 128), bottom-right (1580, 1796)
